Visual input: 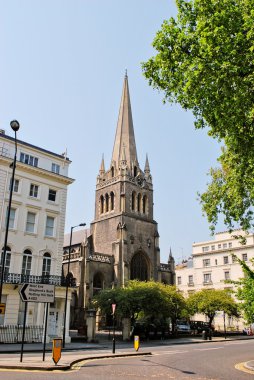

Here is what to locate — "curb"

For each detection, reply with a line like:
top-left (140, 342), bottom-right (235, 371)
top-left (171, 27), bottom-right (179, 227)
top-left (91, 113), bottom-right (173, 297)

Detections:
top-left (0, 351), bottom-right (152, 372)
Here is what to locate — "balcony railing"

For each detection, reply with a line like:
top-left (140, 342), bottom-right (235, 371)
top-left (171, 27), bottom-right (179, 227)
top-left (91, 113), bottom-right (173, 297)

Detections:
top-left (1, 272), bottom-right (76, 287)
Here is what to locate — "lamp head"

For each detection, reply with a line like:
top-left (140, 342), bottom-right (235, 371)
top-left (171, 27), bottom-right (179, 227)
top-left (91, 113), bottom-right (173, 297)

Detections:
top-left (10, 120), bottom-right (20, 132)
top-left (79, 223), bottom-right (86, 227)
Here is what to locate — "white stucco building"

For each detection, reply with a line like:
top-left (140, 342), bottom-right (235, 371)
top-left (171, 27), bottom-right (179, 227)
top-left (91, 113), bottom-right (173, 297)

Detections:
top-left (0, 128), bottom-right (74, 342)
top-left (176, 230), bottom-right (254, 331)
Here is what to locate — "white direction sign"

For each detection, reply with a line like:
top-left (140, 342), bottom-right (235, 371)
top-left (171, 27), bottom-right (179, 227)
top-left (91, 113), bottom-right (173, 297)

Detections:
top-left (19, 283), bottom-right (55, 303)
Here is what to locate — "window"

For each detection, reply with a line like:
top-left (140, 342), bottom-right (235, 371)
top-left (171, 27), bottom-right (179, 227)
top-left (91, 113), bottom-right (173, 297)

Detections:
top-left (26, 212), bottom-right (36, 233)
top-left (215, 259), bottom-right (218, 265)
top-left (6, 207), bottom-right (16, 229)
top-left (22, 249), bottom-right (32, 275)
top-left (9, 178), bottom-right (19, 192)
top-left (0, 246), bottom-right (11, 275)
top-left (242, 253), bottom-right (248, 262)
top-left (100, 195), bottom-right (104, 214)
top-left (203, 259), bottom-right (210, 267)
top-left (29, 184), bottom-right (39, 198)
top-left (223, 256), bottom-right (229, 264)
top-left (218, 244), bottom-right (221, 249)
top-left (202, 246), bottom-right (209, 252)
top-left (142, 195), bottom-right (147, 214)
top-left (188, 275), bottom-right (194, 285)
top-left (211, 245), bottom-right (215, 251)
top-left (229, 242), bottom-right (232, 248)
top-left (177, 276), bottom-right (182, 285)
top-left (42, 253), bottom-right (51, 276)
top-left (224, 271), bottom-right (230, 280)
top-left (223, 243), bottom-right (227, 249)
top-left (51, 163), bottom-right (60, 174)
top-left (20, 152), bottom-right (38, 167)
top-left (45, 216), bottom-right (54, 237)
top-left (105, 193), bottom-right (109, 212)
top-left (232, 255), bottom-right (238, 263)
top-left (131, 191), bottom-right (136, 211)
top-left (48, 189), bottom-right (56, 202)
top-left (110, 192), bottom-right (114, 211)
top-left (137, 193), bottom-right (141, 212)
top-left (203, 273), bottom-right (212, 284)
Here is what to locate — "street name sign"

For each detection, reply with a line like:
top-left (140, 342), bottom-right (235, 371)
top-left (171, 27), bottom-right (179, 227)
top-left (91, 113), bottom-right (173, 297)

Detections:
top-left (19, 283), bottom-right (55, 303)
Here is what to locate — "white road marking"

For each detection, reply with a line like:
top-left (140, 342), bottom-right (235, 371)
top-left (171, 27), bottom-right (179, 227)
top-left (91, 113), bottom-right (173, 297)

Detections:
top-left (194, 347), bottom-right (223, 351)
top-left (153, 350), bottom-right (189, 356)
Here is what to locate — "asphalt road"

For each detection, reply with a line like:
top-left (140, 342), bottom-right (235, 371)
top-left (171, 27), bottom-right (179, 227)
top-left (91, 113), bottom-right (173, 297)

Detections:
top-left (1, 340), bottom-right (254, 379)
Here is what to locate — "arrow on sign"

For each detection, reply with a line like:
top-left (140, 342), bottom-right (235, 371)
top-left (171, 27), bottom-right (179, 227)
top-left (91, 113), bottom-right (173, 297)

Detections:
top-left (19, 284), bottom-right (29, 302)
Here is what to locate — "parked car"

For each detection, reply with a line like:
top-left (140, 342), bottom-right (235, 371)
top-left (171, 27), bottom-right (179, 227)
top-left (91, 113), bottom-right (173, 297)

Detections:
top-left (176, 322), bottom-right (191, 334)
top-left (190, 321), bottom-right (214, 333)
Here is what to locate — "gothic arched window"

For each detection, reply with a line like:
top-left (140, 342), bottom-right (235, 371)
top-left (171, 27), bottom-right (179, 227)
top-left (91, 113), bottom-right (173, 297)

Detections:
top-left (22, 249), bottom-right (32, 275)
top-left (111, 166), bottom-right (114, 178)
top-left (110, 192), bottom-right (114, 211)
top-left (137, 193), bottom-right (141, 212)
top-left (130, 252), bottom-right (148, 281)
top-left (100, 195), bottom-right (104, 214)
top-left (105, 193), bottom-right (109, 212)
top-left (142, 195), bottom-right (147, 214)
top-left (131, 191), bottom-right (136, 211)
top-left (134, 166), bottom-right (137, 177)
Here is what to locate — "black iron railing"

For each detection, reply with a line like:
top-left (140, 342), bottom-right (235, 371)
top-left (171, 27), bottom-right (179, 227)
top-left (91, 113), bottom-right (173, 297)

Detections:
top-left (0, 272), bottom-right (76, 287)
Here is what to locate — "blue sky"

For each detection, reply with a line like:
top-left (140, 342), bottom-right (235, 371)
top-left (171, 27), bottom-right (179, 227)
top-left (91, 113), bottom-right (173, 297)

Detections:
top-left (1, 1), bottom-right (224, 263)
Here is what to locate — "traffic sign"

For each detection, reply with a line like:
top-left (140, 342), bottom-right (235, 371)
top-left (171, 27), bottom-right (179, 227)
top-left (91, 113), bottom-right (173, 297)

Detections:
top-left (0, 303), bottom-right (5, 315)
top-left (19, 283), bottom-right (55, 303)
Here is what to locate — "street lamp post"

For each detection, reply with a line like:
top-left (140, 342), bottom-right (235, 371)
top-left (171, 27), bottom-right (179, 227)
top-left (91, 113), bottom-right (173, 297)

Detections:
top-left (0, 120), bottom-right (20, 304)
top-left (62, 223), bottom-right (86, 348)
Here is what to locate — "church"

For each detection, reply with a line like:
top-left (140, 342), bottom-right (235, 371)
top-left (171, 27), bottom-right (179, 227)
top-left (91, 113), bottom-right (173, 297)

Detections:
top-left (63, 74), bottom-right (175, 329)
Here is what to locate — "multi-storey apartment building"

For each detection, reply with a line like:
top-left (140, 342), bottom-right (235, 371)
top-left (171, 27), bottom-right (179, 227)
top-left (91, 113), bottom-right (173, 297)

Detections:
top-left (0, 128), bottom-right (74, 341)
top-left (176, 230), bottom-right (254, 330)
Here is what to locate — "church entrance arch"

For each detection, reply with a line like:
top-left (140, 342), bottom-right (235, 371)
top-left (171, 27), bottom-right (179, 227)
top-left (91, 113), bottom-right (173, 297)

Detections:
top-left (130, 251), bottom-right (149, 281)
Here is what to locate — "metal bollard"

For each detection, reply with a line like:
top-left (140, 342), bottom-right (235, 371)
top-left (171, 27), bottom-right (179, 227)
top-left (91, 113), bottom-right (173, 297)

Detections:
top-left (202, 330), bottom-right (207, 340)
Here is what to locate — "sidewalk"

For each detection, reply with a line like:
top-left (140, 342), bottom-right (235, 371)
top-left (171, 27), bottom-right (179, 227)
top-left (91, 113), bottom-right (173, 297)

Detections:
top-left (0, 335), bottom-right (253, 371)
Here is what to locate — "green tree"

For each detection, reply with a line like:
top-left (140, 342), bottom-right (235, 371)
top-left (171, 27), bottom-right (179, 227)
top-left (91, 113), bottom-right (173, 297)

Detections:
top-left (187, 289), bottom-right (239, 327)
top-left (93, 280), bottom-right (187, 325)
top-left (230, 255), bottom-right (254, 324)
top-left (142, 0), bottom-right (254, 232)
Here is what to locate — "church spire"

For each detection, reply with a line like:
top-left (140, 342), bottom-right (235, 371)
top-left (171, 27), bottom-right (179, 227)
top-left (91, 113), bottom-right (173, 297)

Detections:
top-left (111, 73), bottom-right (138, 169)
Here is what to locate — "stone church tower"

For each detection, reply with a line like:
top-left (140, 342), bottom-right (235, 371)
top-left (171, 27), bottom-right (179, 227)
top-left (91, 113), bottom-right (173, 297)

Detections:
top-left (63, 75), bottom-right (174, 327)
top-left (90, 73), bottom-right (161, 286)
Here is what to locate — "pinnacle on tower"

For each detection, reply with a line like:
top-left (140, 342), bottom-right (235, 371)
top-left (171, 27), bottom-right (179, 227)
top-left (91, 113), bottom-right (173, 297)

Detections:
top-left (99, 154), bottom-right (105, 175)
top-left (144, 154), bottom-right (150, 174)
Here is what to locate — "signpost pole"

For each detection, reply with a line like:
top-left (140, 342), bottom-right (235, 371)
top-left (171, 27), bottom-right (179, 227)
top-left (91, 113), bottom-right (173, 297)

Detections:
top-left (42, 303), bottom-right (49, 361)
top-left (20, 301), bottom-right (28, 363)
top-left (112, 303), bottom-right (116, 354)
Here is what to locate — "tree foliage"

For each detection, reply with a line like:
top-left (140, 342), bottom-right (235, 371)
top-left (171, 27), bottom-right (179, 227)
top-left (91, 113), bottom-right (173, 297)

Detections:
top-left (93, 280), bottom-right (187, 323)
top-left (142, 0), bottom-right (254, 232)
top-left (187, 289), bottom-right (239, 327)
top-left (230, 255), bottom-right (254, 324)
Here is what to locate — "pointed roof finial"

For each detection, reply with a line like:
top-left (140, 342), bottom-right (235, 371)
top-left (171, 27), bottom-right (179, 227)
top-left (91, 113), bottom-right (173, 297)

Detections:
top-left (144, 154), bottom-right (150, 173)
top-left (99, 154), bottom-right (105, 175)
top-left (125, 69), bottom-right (128, 78)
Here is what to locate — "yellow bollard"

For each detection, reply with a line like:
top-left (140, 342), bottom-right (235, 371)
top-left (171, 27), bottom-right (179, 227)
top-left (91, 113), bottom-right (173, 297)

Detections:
top-left (52, 338), bottom-right (62, 365)
top-left (134, 335), bottom-right (140, 351)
